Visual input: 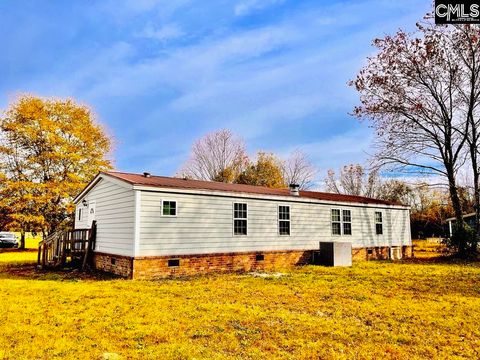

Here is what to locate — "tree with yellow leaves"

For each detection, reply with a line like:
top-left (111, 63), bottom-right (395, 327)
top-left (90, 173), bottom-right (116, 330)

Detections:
top-left (237, 152), bottom-right (286, 189)
top-left (0, 95), bottom-right (113, 247)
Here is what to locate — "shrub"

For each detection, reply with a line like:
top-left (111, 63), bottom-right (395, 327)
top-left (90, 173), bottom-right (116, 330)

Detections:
top-left (443, 222), bottom-right (478, 255)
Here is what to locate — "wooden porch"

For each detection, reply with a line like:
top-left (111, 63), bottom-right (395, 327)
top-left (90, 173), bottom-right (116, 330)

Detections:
top-left (37, 221), bottom-right (96, 270)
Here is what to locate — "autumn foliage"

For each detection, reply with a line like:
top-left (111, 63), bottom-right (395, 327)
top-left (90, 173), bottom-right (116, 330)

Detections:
top-left (236, 152), bottom-right (286, 189)
top-left (0, 95), bottom-right (113, 237)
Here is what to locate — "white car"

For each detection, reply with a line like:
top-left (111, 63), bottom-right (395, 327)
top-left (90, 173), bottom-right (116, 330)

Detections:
top-left (0, 232), bottom-right (19, 248)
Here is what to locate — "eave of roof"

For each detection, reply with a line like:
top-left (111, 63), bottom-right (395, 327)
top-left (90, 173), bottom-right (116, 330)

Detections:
top-left (445, 212), bottom-right (476, 222)
top-left (73, 174), bottom-right (103, 203)
top-left (97, 171), bottom-right (405, 207)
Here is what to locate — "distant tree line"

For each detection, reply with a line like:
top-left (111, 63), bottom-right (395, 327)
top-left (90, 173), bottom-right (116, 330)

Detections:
top-left (325, 164), bottom-right (475, 239)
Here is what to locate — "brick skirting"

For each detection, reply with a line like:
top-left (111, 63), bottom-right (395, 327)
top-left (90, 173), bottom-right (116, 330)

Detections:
top-left (93, 245), bottom-right (414, 279)
top-left (352, 245), bottom-right (414, 261)
top-left (133, 250), bottom-right (313, 280)
top-left (93, 253), bottom-right (133, 278)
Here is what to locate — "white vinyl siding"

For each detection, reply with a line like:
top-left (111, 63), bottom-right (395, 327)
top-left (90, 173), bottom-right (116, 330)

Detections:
top-left (75, 177), bottom-right (135, 256)
top-left (138, 191), bottom-right (411, 257)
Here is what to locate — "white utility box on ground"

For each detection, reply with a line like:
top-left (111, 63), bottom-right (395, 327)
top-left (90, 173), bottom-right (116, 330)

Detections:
top-left (314, 242), bottom-right (352, 267)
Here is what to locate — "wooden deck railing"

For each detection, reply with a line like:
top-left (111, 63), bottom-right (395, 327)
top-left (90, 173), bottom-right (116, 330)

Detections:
top-left (38, 221), bottom-right (96, 270)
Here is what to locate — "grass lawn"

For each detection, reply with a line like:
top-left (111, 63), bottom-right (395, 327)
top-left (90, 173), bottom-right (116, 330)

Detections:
top-left (0, 250), bottom-right (479, 359)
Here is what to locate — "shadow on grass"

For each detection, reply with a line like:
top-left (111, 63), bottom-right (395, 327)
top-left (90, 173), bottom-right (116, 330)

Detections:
top-left (1, 250), bottom-right (479, 282)
top-left (0, 262), bottom-right (119, 281)
top-left (0, 248), bottom-right (37, 253)
top-left (403, 253), bottom-right (480, 266)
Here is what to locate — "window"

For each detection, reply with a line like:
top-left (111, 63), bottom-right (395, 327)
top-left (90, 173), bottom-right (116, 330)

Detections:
top-left (331, 209), bottom-right (341, 235)
top-left (343, 210), bottom-right (352, 235)
top-left (78, 208), bottom-right (82, 221)
top-left (375, 211), bottom-right (383, 235)
top-left (332, 209), bottom-right (352, 235)
top-left (278, 205), bottom-right (290, 235)
top-left (255, 254), bottom-right (264, 261)
top-left (233, 203), bottom-right (247, 235)
top-left (162, 201), bottom-right (177, 216)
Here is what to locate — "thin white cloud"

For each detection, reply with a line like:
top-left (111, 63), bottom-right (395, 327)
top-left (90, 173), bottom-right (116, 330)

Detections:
top-left (80, 24), bottom-right (298, 99)
top-left (269, 126), bottom-right (374, 190)
top-left (234, 0), bottom-right (286, 16)
top-left (138, 23), bottom-right (185, 42)
top-left (283, 127), bottom-right (373, 170)
top-left (94, 0), bottom-right (191, 22)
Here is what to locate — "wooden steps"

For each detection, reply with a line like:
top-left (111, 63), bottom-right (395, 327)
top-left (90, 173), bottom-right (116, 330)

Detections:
top-left (37, 221), bottom-right (96, 271)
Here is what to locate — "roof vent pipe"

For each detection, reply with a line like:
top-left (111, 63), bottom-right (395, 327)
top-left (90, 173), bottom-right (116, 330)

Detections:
top-left (289, 184), bottom-right (300, 196)
top-left (143, 172), bottom-right (151, 178)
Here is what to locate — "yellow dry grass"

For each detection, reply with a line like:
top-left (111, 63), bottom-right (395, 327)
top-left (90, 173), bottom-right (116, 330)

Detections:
top-left (412, 239), bottom-right (449, 259)
top-left (0, 250), bottom-right (479, 360)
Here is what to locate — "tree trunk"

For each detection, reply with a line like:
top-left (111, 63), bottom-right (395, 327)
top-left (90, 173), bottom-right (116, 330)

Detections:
top-left (473, 163), bottom-right (480, 253)
top-left (20, 230), bottom-right (25, 250)
top-left (448, 175), bottom-right (466, 255)
top-left (469, 117), bottom-right (480, 253)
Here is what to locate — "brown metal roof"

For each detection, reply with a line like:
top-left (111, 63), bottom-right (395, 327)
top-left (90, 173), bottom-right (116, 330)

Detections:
top-left (102, 171), bottom-right (401, 206)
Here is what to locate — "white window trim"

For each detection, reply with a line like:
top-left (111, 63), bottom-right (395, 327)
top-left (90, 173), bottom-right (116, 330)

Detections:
top-left (161, 200), bottom-right (178, 217)
top-left (342, 209), bottom-right (352, 236)
top-left (278, 205), bottom-right (291, 236)
top-left (233, 202), bottom-right (248, 236)
top-left (375, 211), bottom-right (384, 236)
top-left (331, 208), bottom-right (342, 236)
top-left (331, 208), bottom-right (352, 236)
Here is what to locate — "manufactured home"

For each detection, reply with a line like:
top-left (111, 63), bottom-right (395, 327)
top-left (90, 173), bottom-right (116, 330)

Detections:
top-left (73, 171), bottom-right (412, 278)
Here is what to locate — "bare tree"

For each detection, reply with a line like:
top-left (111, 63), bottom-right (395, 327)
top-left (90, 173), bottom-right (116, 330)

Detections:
top-left (178, 129), bottom-right (248, 182)
top-left (448, 24), bottom-right (480, 246)
top-left (324, 164), bottom-right (381, 198)
top-left (282, 150), bottom-right (317, 189)
top-left (377, 179), bottom-right (415, 205)
top-left (350, 14), bottom-right (474, 254)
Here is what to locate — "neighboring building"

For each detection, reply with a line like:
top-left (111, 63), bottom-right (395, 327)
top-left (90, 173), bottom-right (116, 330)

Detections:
top-left (445, 213), bottom-right (476, 237)
top-left (73, 171), bottom-right (413, 279)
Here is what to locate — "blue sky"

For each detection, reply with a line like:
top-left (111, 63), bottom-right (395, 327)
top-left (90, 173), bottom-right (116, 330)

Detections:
top-left (0, 0), bottom-right (431, 179)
